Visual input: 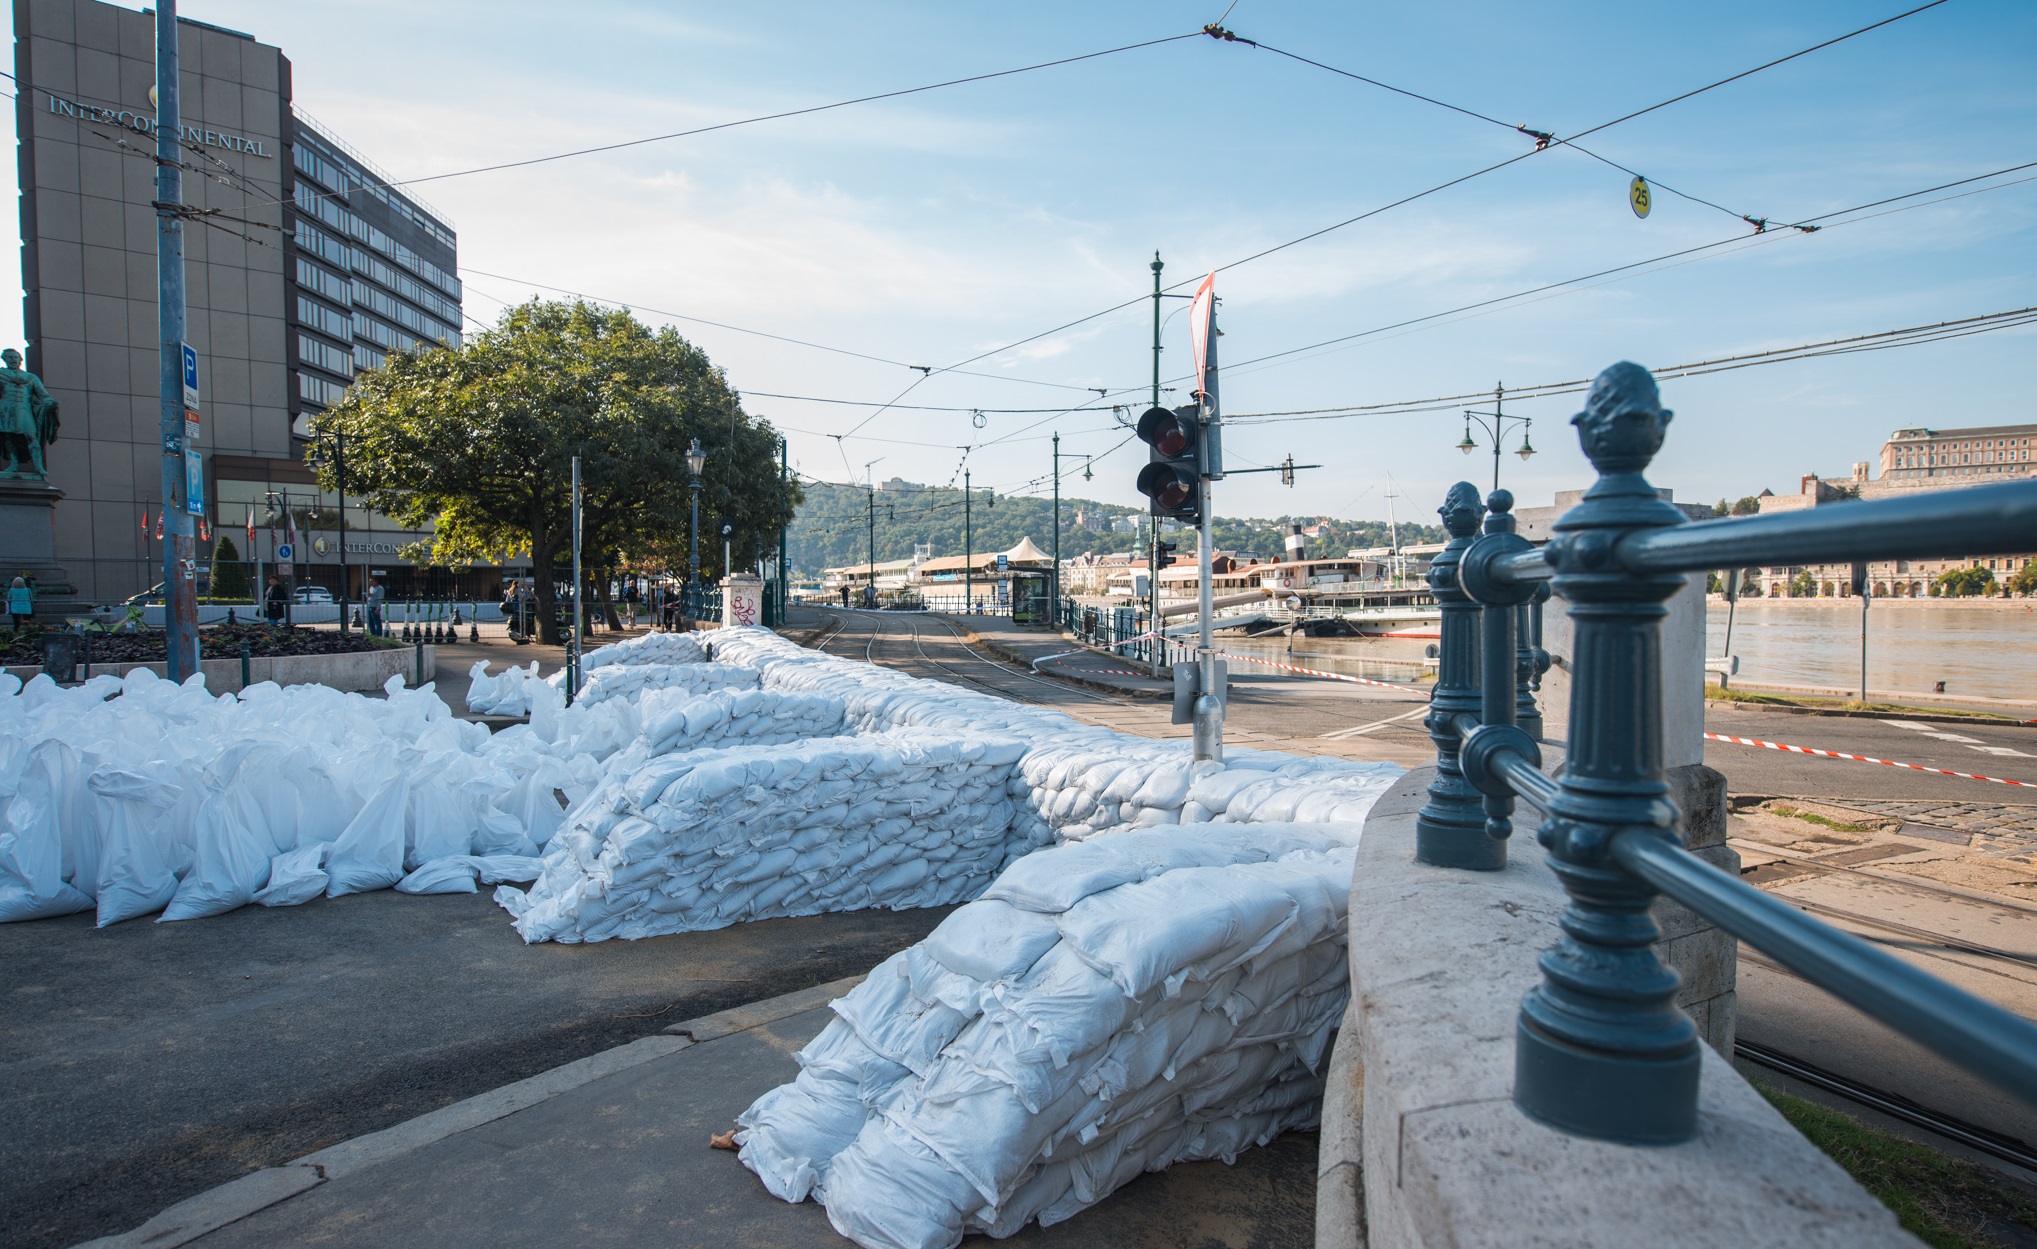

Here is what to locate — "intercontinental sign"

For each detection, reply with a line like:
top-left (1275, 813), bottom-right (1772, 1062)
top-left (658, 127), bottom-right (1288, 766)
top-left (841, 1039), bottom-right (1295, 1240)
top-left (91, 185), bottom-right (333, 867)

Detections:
top-left (45, 91), bottom-right (274, 158)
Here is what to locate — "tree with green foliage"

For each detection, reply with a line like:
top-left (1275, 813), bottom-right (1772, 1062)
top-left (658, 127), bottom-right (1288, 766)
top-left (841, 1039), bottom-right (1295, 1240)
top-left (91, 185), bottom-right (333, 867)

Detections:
top-left (1788, 569), bottom-right (1817, 597)
top-left (1729, 496), bottom-right (1764, 516)
top-left (2006, 561), bottom-right (2037, 597)
top-left (1935, 565), bottom-right (1995, 598)
top-left (313, 300), bottom-right (799, 644)
top-left (209, 535), bottom-right (250, 601)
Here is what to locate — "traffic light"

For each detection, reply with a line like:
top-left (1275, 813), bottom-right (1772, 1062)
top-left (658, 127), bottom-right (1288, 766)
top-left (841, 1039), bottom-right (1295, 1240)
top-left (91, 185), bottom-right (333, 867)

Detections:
top-left (1136, 404), bottom-right (1202, 522)
top-left (1154, 540), bottom-right (1178, 570)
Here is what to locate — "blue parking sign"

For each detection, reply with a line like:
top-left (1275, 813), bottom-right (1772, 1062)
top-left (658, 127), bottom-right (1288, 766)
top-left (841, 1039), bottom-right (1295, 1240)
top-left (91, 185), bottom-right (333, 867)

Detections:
top-left (181, 343), bottom-right (200, 411)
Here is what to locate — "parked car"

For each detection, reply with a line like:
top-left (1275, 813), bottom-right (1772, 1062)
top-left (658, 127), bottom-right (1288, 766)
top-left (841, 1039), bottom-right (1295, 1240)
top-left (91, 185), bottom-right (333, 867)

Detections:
top-left (291, 586), bottom-right (335, 604)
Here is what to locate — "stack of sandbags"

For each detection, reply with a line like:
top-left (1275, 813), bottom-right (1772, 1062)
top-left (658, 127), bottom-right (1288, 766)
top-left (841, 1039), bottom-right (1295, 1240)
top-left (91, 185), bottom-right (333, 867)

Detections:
top-left (1014, 741), bottom-right (1404, 839)
top-left (735, 822), bottom-right (1359, 1249)
top-left (573, 629), bottom-right (707, 675)
top-left (632, 687), bottom-right (846, 756)
top-left (496, 728), bottom-right (1044, 944)
top-left (0, 669), bottom-right (562, 926)
top-left (464, 659), bottom-right (543, 715)
top-left (576, 660), bottom-right (760, 708)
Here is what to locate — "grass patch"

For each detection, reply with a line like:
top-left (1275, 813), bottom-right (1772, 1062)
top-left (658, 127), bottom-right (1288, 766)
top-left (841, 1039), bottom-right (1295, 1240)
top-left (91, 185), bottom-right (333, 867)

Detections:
top-left (1706, 685), bottom-right (2019, 722)
top-left (1758, 1083), bottom-right (2037, 1247)
top-left (1768, 804), bottom-right (1881, 835)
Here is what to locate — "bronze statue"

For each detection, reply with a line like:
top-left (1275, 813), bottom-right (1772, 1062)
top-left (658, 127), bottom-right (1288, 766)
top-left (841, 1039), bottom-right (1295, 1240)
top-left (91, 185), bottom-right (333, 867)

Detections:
top-left (0, 349), bottom-right (59, 480)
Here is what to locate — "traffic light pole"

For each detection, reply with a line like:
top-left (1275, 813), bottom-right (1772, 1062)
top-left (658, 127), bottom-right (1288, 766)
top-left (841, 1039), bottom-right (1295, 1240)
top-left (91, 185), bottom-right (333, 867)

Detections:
top-left (1193, 301), bottom-right (1222, 763)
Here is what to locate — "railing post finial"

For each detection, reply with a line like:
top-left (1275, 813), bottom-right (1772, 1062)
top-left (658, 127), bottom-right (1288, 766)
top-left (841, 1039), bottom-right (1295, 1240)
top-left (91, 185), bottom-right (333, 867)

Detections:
top-left (1515, 362), bottom-right (1701, 1144)
top-left (1416, 481), bottom-right (1497, 870)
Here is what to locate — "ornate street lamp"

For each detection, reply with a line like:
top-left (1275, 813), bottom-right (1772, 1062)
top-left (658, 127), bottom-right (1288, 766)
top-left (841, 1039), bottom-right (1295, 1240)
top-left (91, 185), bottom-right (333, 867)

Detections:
top-left (1457, 385), bottom-right (1535, 492)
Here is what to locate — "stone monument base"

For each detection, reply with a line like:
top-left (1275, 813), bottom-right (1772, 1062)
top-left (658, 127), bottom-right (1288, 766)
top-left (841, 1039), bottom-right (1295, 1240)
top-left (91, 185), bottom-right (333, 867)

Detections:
top-left (0, 479), bottom-right (79, 619)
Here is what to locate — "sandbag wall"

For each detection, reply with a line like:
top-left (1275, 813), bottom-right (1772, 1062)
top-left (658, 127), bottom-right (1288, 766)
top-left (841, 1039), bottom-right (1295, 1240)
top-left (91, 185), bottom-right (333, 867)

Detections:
top-left (500, 728), bottom-right (1044, 944)
top-left (737, 823), bottom-right (1358, 1249)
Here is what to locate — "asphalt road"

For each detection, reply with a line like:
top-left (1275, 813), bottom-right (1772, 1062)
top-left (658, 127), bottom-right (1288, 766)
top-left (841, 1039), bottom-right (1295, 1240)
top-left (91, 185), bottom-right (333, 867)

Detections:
top-left (0, 889), bottom-right (950, 1249)
top-left (1700, 703), bottom-right (2037, 803)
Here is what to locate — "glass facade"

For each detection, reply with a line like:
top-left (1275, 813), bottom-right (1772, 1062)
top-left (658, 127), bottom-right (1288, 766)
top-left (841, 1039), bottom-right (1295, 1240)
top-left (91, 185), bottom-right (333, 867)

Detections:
top-left (285, 119), bottom-right (461, 440)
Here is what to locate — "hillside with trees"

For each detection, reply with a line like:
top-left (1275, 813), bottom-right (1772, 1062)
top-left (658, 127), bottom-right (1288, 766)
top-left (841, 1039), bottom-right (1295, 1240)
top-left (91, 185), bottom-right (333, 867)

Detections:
top-left (787, 482), bottom-right (1441, 573)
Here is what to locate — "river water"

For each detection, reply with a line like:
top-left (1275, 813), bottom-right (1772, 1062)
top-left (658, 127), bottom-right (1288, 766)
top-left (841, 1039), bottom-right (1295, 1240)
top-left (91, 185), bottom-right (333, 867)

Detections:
top-left (1705, 600), bottom-right (2037, 702)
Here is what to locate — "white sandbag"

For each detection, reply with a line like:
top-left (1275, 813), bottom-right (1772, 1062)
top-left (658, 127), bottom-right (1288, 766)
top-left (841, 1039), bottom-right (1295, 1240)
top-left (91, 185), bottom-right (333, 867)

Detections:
top-left (255, 841), bottom-right (331, 907)
top-left (90, 770), bottom-right (183, 926)
top-left (325, 773), bottom-right (411, 897)
top-left (0, 757), bottom-right (92, 922)
top-left (160, 785), bottom-right (273, 921)
top-left (396, 856), bottom-right (481, 894)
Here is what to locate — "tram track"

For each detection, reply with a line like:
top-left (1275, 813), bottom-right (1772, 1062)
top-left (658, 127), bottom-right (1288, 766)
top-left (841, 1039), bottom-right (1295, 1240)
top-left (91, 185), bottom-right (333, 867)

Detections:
top-left (1733, 1037), bottom-right (2037, 1174)
top-left (811, 609), bottom-right (1120, 707)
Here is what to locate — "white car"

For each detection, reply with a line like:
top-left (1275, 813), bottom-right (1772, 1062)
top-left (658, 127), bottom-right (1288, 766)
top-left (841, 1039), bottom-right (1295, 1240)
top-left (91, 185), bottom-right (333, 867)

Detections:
top-left (290, 586), bottom-right (335, 604)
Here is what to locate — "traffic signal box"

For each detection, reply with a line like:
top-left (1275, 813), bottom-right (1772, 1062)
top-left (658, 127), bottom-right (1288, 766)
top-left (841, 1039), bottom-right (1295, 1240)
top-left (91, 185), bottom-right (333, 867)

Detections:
top-left (1136, 404), bottom-right (1203, 522)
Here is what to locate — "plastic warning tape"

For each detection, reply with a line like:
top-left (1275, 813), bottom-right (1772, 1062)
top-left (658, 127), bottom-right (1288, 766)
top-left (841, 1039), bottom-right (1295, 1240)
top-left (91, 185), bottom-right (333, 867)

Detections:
top-left (1703, 732), bottom-right (2037, 789)
top-left (1213, 650), bottom-right (1427, 696)
top-left (1031, 631), bottom-right (1163, 674)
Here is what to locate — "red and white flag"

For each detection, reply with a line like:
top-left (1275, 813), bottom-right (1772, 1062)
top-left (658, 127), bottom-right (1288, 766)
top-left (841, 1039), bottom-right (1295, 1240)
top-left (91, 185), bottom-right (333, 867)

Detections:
top-left (140, 506), bottom-right (150, 538)
top-left (245, 506), bottom-right (255, 550)
top-left (1189, 272), bottom-right (1216, 400)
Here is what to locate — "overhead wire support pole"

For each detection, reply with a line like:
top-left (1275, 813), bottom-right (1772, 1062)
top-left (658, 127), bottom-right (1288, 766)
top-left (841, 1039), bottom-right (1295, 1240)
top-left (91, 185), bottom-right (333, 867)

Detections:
top-left (569, 454), bottom-right (582, 704)
top-left (155, 0), bottom-right (197, 679)
top-left (1052, 432), bottom-right (1060, 617)
top-left (964, 469), bottom-right (973, 613)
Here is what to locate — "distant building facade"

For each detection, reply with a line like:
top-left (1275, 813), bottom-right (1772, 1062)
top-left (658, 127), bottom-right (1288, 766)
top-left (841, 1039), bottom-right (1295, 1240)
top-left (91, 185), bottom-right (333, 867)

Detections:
top-left (14, 0), bottom-right (495, 604)
top-left (1741, 422), bottom-right (2036, 597)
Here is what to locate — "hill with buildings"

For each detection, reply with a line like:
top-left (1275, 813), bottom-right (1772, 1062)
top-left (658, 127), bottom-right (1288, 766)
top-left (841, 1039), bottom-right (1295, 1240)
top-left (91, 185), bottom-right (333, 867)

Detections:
top-left (786, 483), bottom-right (1441, 573)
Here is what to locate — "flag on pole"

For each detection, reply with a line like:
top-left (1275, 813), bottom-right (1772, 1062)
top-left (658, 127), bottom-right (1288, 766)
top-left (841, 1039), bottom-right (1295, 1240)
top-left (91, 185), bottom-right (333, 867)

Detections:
top-left (245, 505), bottom-right (255, 550)
top-left (140, 506), bottom-right (150, 538)
top-left (154, 510), bottom-right (162, 541)
top-left (1189, 272), bottom-right (1217, 401)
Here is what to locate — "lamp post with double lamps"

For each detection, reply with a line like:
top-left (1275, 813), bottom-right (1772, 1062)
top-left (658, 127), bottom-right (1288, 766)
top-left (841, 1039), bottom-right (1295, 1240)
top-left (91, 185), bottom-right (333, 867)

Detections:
top-left (1457, 384), bottom-right (1536, 493)
top-left (686, 438), bottom-right (706, 617)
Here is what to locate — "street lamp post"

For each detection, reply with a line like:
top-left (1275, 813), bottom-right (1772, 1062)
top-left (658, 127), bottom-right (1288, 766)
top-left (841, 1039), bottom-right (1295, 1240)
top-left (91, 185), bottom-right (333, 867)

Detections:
top-left (1457, 384), bottom-right (1536, 493)
top-left (686, 438), bottom-right (706, 616)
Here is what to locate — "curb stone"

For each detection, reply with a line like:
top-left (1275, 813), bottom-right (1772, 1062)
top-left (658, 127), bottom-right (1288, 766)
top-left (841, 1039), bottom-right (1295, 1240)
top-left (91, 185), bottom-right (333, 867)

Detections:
top-left (70, 975), bottom-right (867, 1249)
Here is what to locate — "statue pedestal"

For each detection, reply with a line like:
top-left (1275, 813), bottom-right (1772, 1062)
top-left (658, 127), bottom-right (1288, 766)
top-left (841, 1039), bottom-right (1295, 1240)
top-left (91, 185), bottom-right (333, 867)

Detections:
top-left (0, 480), bottom-right (79, 616)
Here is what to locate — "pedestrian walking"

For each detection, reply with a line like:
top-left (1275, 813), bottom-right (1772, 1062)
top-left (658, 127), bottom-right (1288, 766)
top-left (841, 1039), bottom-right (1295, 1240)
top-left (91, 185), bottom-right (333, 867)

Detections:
top-left (263, 574), bottom-right (287, 625)
top-left (365, 576), bottom-right (386, 637)
top-left (7, 575), bottom-right (31, 628)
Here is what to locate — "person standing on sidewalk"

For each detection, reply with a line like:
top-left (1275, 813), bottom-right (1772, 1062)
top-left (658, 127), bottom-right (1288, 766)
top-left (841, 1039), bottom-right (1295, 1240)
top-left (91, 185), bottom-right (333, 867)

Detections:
top-left (263, 574), bottom-right (287, 625)
top-left (7, 575), bottom-right (31, 629)
top-left (365, 577), bottom-right (386, 637)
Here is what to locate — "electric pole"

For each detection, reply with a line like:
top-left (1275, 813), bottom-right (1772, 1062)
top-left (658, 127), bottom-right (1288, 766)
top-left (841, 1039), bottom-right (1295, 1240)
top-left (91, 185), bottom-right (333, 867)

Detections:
top-left (155, 2), bottom-right (197, 677)
top-left (1052, 432), bottom-right (1060, 616)
top-left (963, 468), bottom-right (972, 613)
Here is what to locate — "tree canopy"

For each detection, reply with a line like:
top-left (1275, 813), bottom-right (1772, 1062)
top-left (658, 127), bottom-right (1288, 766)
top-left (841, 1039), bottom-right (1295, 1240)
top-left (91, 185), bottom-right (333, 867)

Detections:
top-left (311, 300), bottom-right (800, 642)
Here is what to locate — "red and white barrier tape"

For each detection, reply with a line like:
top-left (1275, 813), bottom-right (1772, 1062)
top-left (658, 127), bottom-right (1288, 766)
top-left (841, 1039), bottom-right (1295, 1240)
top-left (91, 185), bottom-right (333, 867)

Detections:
top-left (1703, 732), bottom-right (2037, 789)
top-left (1031, 631), bottom-right (1164, 675)
top-left (1213, 649), bottom-right (1427, 695)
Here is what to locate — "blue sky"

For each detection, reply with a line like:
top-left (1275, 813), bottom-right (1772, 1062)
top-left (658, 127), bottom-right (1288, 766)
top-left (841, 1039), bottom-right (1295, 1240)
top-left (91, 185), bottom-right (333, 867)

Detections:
top-left (9, 0), bottom-right (2034, 528)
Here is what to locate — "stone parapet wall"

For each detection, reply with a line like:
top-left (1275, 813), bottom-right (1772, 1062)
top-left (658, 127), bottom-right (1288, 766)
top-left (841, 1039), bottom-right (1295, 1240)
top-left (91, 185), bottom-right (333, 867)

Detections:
top-left (1316, 767), bottom-right (1918, 1249)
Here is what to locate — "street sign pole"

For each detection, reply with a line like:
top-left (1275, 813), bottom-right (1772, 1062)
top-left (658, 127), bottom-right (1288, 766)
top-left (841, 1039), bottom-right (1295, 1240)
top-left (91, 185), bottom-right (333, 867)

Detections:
top-left (155, 2), bottom-right (198, 678)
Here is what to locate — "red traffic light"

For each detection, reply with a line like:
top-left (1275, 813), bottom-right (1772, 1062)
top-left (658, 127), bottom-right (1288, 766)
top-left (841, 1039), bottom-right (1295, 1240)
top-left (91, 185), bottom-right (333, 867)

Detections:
top-left (1138, 462), bottom-right (1198, 514)
top-left (1137, 405), bottom-right (1196, 458)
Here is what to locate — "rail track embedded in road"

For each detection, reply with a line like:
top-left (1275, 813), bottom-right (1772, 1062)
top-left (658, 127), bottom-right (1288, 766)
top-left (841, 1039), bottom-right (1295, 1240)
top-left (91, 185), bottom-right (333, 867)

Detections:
top-left (1734, 1039), bottom-right (2037, 1174)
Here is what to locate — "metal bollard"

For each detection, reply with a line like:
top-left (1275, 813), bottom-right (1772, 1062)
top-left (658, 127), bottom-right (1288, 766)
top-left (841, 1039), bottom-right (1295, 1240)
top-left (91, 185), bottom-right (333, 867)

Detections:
top-left (1513, 362), bottom-right (1700, 1145)
top-left (414, 638), bottom-right (424, 688)
top-left (240, 640), bottom-right (251, 691)
top-left (1414, 482), bottom-right (1494, 869)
